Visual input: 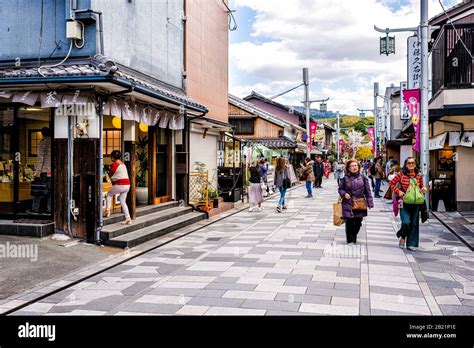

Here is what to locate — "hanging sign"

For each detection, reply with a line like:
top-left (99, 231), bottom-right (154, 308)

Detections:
top-left (407, 36), bottom-right (421, 89)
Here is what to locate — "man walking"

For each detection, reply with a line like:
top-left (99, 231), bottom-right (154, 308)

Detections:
top-left (313, 156), bottom-right (324, 188)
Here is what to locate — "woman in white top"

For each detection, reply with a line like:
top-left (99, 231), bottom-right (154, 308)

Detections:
top-left (105, 150), bottom-right (131, 225)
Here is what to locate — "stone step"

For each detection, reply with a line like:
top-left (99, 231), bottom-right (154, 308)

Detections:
top-left (104, 212), bottom-right (206, 249)
top-left (103, 201), bottom-right (180, 226)
top-left (100, 206), bottom-right (193, 241)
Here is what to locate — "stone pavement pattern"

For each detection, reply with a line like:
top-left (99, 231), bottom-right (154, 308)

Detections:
top-left (12, 178), bottom-right (474, 315)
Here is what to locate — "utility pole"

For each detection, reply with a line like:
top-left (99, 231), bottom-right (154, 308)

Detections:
top-left (420, 0), bottom-right (430, 207)
top-left (374, 82), bottom-right (379, 159)
top-left (303, 68), bottom-right (311, 157)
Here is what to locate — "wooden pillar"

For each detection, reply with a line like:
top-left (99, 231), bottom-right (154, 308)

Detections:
top-left (148, 127), bottom-right (157, 205)
top-left (53, 139), bottom-right (68, 233)
top-left (124, 141), bottom-right (136, 219)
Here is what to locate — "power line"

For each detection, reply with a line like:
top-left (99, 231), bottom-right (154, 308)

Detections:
top-left (438, 0), bottom-right (474, 59)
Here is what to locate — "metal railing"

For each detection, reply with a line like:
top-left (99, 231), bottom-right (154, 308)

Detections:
top-left (432, 24), bottom-right (473, 97)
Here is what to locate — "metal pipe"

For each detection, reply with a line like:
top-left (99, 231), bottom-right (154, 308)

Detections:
top-left (336, 111), bottom-right (340, 161)
top-left (374, 82), bottom-right (379, 159)
top-left (74, 9), bottom-right (104, 55)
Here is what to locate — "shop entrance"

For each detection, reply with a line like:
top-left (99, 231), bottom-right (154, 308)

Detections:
top-left (0, 106), bottom-right (53, 218)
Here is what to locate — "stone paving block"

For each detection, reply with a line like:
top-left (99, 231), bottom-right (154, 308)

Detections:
top-left (205, 307), bottom-right (266, 315)
top-left (205, 282), bottom-right (257, 291)
top-left (187, 296), bottom-right (245, 308)
top-left (359, 298), bottom-right (370, 315)
top-left (195, 289), bottom-right (226, 298)
top-left (136, 295), bottom-right (191, 305)
top-left (223, 290), bottom-right (276, 301)
top-left (299, 303), bottom-right (359, 315)
top-left (121, 282), bottom-right (155, 296)
top-left (175, 305), bottom-right (209, 315)
top-left (306, 287), bottom-right (360, 299)
top-left (438, 304), bottom-right (474, 315)
top-left (435, 295), bottom-right (462, 305)
top-left (370, 300), bottom-right (431, 315)
top-left (370, 292), bottom-right (427, 306)
top-left (118, 302), bottom-right (182, 314)
top-left (80, 295), bottom-right (133, 311)
top-left (254, 284), bottom-right (306, 294)
top-left (274, 293), bottom-right (331, 305)
top-left (334, 283), bottom-right (359, 291)
top-left (148, 288), bottom-right (201, 297)
top-left (241, 299), bottom-right (300, 312)
top-left (330, 297), bottom-right (359, 307)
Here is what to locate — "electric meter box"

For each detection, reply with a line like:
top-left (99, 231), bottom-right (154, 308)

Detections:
top-left (66, 20), bottom-right (82, 40)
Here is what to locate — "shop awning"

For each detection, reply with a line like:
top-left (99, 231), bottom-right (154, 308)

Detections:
top-left (0, 55), bottom-right (208, 118)
top-left (241, 136), bottom-right (297, 149)
top-left (429, 132), bottom-right (448, 150)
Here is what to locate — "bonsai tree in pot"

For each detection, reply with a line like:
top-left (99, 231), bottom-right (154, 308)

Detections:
top-left (136, 135), bottom-right (149, 205)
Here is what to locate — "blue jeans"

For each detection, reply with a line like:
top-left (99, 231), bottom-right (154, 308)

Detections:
top-left (374, 179), bottom-right (381, 196)
top-left (278, 186), bottom-right (287, 207)
top-left (305, 181), bottom-right (313, 196)
top-left (400, 203), bottom-right (421, 247)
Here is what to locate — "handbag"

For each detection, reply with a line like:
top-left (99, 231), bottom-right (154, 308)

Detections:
top-left (333, 197), bottom-right (345, 226)
top-left (403, 178), bottom-right (425, 205)
top-left (351, 196), bottom-right (367, 211)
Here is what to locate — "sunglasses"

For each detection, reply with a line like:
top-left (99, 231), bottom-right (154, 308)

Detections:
top-left (407, 161), bottom-right (416, 165)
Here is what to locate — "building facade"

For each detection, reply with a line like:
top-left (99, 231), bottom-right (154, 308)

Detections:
top-left (0, 0), bottom-right (212, 246)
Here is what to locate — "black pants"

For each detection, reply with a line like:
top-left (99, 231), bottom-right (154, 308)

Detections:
top-left (313, 174), bottom-right (323, 188)
top-left (345, 217), bottom-right (363, 243)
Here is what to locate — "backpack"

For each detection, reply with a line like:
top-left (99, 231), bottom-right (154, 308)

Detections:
top-left (369, 163), bottom-right (376, 176)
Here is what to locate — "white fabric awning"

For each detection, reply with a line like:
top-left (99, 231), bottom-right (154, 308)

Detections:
top-left (429, 132), bottom-right (447, 150)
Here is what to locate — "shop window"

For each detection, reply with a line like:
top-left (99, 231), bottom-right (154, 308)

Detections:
top-left (103, 129), bottom-right (121, 156)
top-left (28, 129), bottom-right (43, 157)
top-left (230, 119), bottom-right (254, 135)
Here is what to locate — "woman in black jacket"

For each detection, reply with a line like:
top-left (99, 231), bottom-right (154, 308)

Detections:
top-left (248, 162), bottom-right (264, 212)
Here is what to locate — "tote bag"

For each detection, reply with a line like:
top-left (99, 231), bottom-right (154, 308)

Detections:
top-left (403, 178), bottom-right (425, 205)
top-left (333, 198), bottom-right (345, 226)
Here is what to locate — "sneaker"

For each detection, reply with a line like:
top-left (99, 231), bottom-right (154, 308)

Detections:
top-left (282, 205), bottom-right (287, 210)
top-left (305, 195), bottom-right (313, 198)
top-left (399, 239), bottom-right (405, 249)
top-left (249, 207), bottom-right (254, 212)
top-left (276, 206), bottom-right (282, 213)
top-left (407, 246), bottom-right (417, 251)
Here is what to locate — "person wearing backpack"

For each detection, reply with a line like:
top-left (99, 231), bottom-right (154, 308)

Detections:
top-left (300, 157), bottom-right (315, 198)
top-left (338, 159), bottom-right (374, 244)
top-left (389, 157), bottom-right (427, 251)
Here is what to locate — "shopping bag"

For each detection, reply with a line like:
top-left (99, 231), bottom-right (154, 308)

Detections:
top-left (333, 198), bottom-right (345, 226)
top-left (403, 178), bottom-right (425, 205)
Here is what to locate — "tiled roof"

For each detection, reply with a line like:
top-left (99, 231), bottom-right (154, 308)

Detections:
top-left (0, 55), bottom-right (207, 112)
top-left (229, 94), bottom-right (305, 131)
top-left (239, 136), bottom-right (297, 149)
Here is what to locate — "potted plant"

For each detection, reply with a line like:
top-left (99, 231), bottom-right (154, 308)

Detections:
top-left (136, 135), bottom-right (149, 205)
top-left (208, 187), bottom-right (220, 208)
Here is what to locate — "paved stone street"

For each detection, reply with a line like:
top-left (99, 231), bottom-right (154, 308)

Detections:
top-left (12, 178), bottom-right (474, 316)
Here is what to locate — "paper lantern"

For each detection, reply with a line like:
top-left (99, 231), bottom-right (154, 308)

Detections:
top-left (112, 116), bottom-right (121, 129)
top-left (139, 123), bottom-right (148, 133)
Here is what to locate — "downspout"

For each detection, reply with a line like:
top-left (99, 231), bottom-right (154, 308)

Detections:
top-left (74, 9), bottom-right (104, 55)
top-left (96, 96), bottom-right (104, 244)
top-left (67, 114), bottom-right (73, 237)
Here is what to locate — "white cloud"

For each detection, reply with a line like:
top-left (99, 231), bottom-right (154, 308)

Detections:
top-left (230, 0), bottom-right (462, 114)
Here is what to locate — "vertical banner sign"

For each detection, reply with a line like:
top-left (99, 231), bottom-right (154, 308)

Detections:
top-left (309, 122), bottom-right (317, 151)
top-left (402, 89), bottom-right (421, 153)
top-left (400, 81), bottom-right (410, 120)
top-left (408, 36), bottom-right (421, 89)
top-left (338, 139), bottom-right (344, 154)
top-left (367, 127), bottom-right (375, 153)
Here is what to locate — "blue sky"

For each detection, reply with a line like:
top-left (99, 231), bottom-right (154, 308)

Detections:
top-left (228, 0), bottom-right (462, 114)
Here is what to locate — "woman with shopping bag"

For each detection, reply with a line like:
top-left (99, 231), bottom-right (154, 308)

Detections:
top-left (389, 157), bottom-right (427, 251)
top-left (338, 159), bottom-right (374, 244)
